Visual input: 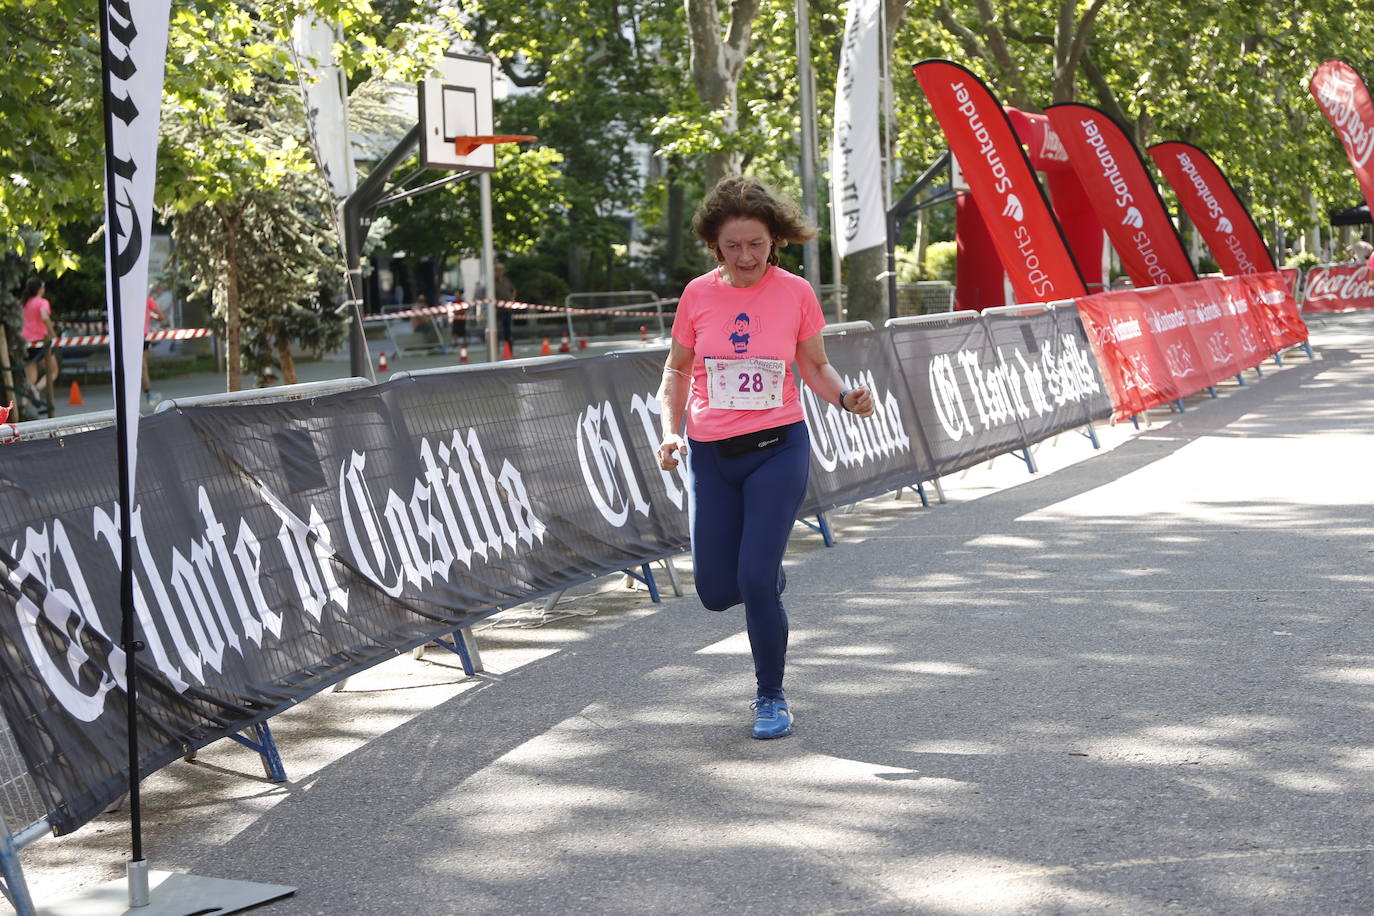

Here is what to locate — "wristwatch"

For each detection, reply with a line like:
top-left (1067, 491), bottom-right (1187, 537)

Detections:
top-left (838, 388), bottom-right (856, 412)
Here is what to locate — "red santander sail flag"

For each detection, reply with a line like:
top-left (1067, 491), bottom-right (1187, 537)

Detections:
top-left (1149, 142), bottom-right (1276, 275)
top-left (1045, 104), bottom-right (1195, 288)
top-left (913, 60), bottom-right (1087, 302)
top-left (1310, 60), bottom-right (1374, 213)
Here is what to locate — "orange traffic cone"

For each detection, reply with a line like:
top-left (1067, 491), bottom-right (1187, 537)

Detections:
top-left (540, 338), bottom-right (552, 356)
top-left (501, 340), bottom-right (513, 360)
top-left (377, 351), bottom-right (389, 373)
top-left (640, 325), bottom-right (648, 344)
top-left (459, 343), bottom-right (469, 364)
top-left (578, 332), bottom-right (588, 351)
top-left (68, 381), bottom-right (83, 406)
top-left (559, 332), bottom-right (571, 354)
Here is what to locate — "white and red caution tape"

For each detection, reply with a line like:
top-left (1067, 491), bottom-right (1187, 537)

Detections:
top-left (54, 328), bottom-right (213, 347)
top-left (356, 298), bottom-right (679, 322)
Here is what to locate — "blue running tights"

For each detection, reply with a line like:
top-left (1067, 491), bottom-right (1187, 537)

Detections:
top-left (688, 421), bottom-right (810, 699)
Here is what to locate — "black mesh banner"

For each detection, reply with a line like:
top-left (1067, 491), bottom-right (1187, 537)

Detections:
top-left (797, 330), bottom-right (936, 513)
top-left (0, 314), bottom-right (1111, 835)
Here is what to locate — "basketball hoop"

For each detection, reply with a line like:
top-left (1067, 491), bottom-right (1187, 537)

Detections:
top-left (452, 135), bottom-right (538, 156)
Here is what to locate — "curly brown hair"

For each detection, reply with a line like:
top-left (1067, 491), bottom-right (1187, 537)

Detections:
top-left (692, 176), bottom-right (817, 265)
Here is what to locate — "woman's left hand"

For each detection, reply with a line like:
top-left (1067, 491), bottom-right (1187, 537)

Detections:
top-left (842, 387), bottom-right (875, 419)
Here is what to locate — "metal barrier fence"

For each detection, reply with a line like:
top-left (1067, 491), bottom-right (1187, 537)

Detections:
top-left (1, 709), bottom-right (50, 915)
top-left (894, 281), bottom-right (955, 316)
top-left (562, 290), bottom-right (673, 342)
top-left (0, 314), bottom-right (1112, 909)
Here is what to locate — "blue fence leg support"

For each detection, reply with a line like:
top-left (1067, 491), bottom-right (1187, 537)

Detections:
top-left (798, 512), bottom-right (836, 546)
top-left (621, 565), bottom-right (662, 602)
top-left (1130, 414), bottom-right (1140, 430)
top-left (1174, 399), bottom-right (1186, 411)
top-left (0, 820), bottom-right (39, 916)
top-left (914, 482), bottom-right (930, 507)
top-left (1303, 340), bottom-right (1314, 359)
top-left (1016, 447), bottom-right (1037, 474)
top-left (1208, 386), bottom-right (1218, 398)
top-left (1234, 373), bottom-right (1246, 386)
top-left (1273, 353), bottom-right (1284, 367)
top-left (228, 720), bottom-right (287, 783)
top-left (1254, 363), bottom-right (1264, 379)
top-left (427, 626), bottom-right (485, 675)
top-left (1081, 424), bottom-right (1101, 450)
top-left (641, 563), bottom-right (661, 603)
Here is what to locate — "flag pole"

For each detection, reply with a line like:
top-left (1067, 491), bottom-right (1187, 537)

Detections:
top-left (96, 0), bottom-right (149, 903)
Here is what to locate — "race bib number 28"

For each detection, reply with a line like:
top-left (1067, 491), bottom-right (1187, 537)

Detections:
top-left (705, 357), bottom-right (786, 410)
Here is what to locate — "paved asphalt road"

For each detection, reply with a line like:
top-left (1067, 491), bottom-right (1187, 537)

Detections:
top-left (23, 313), bottom-right (1374, 915)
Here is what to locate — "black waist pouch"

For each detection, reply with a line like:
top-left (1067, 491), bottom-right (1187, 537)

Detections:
top-left (716, 425), bottom-right (789, 458)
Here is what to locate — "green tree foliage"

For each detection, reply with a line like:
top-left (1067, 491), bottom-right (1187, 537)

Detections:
top-left (7, 0), bottom-right (1374, 337)
top-left (379, 141), bottom-right (566, 289)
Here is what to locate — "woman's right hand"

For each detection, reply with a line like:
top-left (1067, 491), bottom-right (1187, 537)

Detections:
top-left (657, 433), bottom-right (688, 471)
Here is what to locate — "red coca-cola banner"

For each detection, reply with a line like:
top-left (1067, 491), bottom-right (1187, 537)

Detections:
top-left (914, 60), bottom-right (1087, 303)
top-left (1077, 273), bottom-right (1305, 420)
top-left (1046, 104), bottom-right (1195, 288)
top-left (1302, 264), bottom-right (1374, 313)
top-left (1310, 60), bottom-right (1374, 214)
top-left (1149, 141), bottom-right (1277, 275)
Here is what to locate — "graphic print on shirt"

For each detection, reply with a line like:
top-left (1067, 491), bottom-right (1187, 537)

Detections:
top-left (726, 312), bottom-right (759, 354)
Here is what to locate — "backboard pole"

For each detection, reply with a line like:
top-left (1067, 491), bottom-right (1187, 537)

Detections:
top-left (480, 171), bottom-right (497, 362)
top-left (342, 124), bottom-right (421, 380)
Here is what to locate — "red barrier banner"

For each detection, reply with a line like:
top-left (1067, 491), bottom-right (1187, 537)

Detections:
top-left (1280, 267), bottom-right (1302, 299)
top-left (1302, 264), bottom-right (1374, 313)
top-left (1170, 277), bottom-right (1259, 385)
top-left (1311, 60), bottom-right (1374, 213)
top-left (913, 60), bottom-right (1087, 303)
top-left (1239, 272), bottom-right (1309, 350)
top-left (1076, 274), bottom-right (1305, 420)
top-left (1075, 288), bottom-right (1181, 419)
top-left (1149, 141), bottom-right (1277, 275)
top-left (1046, 104), bottom-right (1196, 288)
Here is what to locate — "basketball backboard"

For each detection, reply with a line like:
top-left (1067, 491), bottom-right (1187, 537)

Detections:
top-left (418, 52), bottom-right (495, 171)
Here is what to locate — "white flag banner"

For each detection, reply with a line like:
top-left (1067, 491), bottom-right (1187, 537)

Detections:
top-left (830, 0), bottom-right (884, 258)
top-left (101, 0), bottom-right (172, 498)
top-left (293, 15), bottom-right (356, 200)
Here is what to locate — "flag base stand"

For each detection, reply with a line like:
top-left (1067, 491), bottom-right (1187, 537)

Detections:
top-left (39, 869), bottom-right (293, 915)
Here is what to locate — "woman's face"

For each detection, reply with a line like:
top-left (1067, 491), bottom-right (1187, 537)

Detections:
top-left (715, 217), bottom-right (772, 288)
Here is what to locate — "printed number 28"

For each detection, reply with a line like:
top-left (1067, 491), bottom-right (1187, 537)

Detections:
top-left (738, 372), bottom-right (764, 393)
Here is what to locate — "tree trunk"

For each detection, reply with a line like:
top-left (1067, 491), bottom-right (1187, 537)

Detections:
top-left (845, 244), bottom-right (887, 326)
top-left (684, 0), bottom-right (762, 188)
top-left (666, 159), bottom-right (685, 269)
top-left (277, 332), bottom-right (296, 385)
top-left (223, 210), bottom-right (243, 392)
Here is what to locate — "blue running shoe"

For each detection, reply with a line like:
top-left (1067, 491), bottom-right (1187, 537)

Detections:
top-left (751, 696), bottom-right (793, 739)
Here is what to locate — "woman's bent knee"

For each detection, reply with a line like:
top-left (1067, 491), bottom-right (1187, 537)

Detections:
top-left (697, 583), bottom-right (740, 612)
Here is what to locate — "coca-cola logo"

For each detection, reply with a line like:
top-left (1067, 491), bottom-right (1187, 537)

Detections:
top-left (1315, 69), bottom-right (1374, 168)
top-left (1306, 266), bottom-right (1374, 303)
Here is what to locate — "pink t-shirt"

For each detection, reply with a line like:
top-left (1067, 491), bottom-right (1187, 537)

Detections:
top-left (671, 265), bottom-right (825, 441)
top-left (20, 297), bottom-right (50, 344)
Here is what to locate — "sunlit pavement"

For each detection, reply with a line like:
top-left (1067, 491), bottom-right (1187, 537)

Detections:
top-left (25, 313), bottom-right (1374, 915)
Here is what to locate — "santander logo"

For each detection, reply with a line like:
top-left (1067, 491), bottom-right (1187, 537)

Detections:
top-left (1216, 216), bottom-right (1234, 235)
top-left (1122, 207), bottom-right (1144, 229)
top-left (1003, 194), bottom-right (1024, 222)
